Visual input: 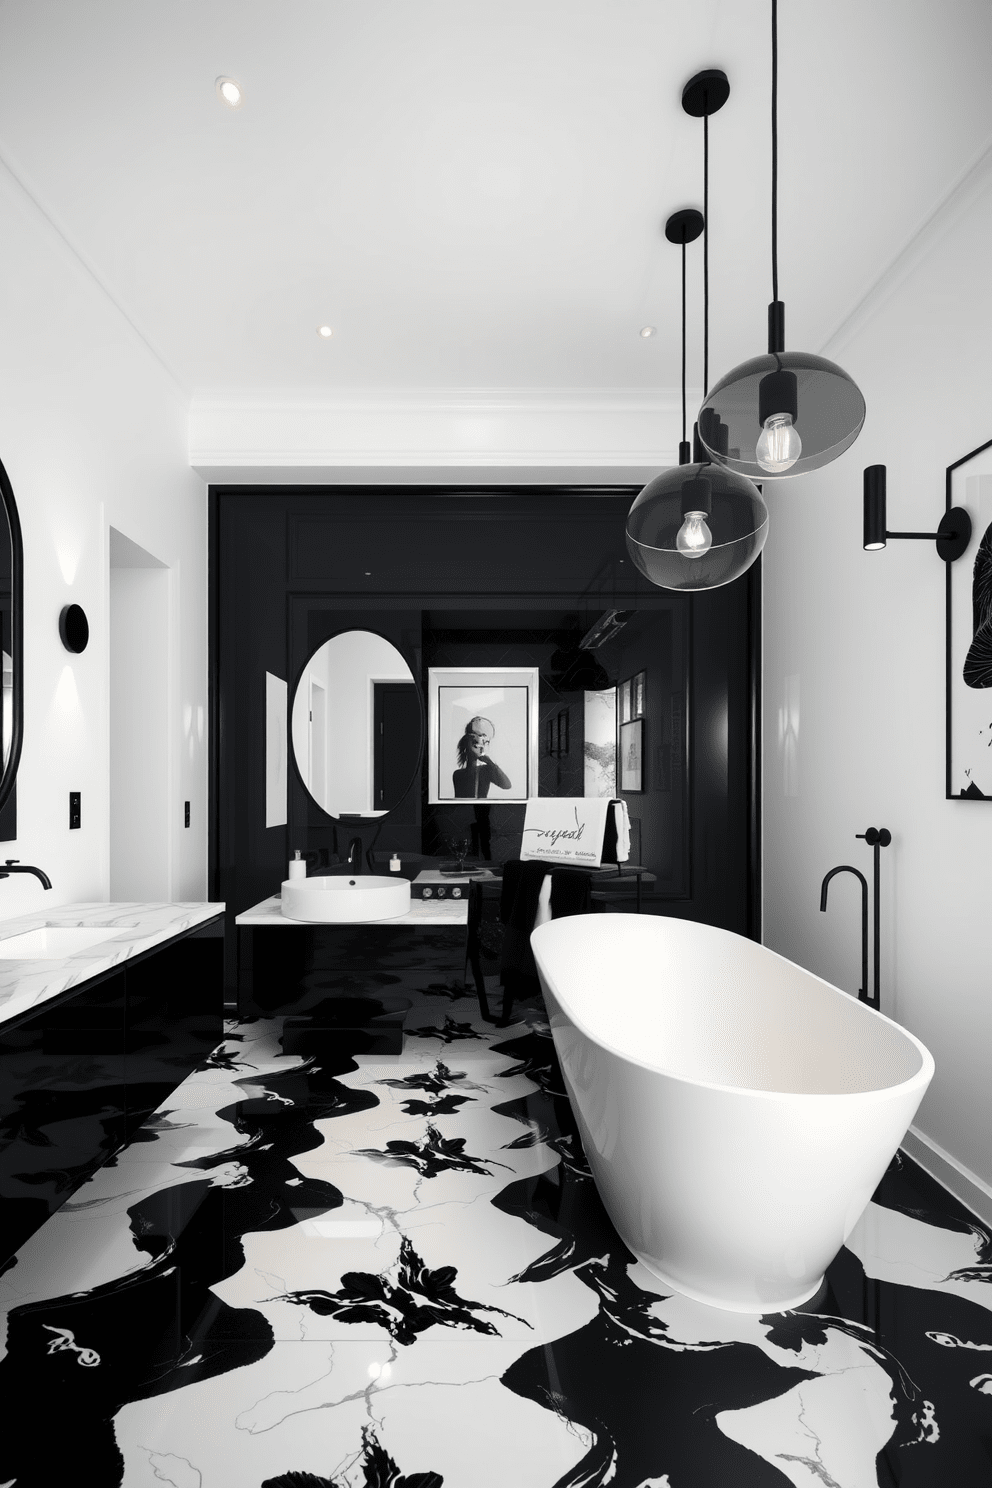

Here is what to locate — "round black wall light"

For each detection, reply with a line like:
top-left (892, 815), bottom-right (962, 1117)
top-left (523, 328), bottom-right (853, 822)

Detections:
top-left (59, 604), bottom-right (89, 654)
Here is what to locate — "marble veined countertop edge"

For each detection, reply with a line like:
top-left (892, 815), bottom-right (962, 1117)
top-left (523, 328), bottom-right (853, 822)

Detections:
top-left (0, 901), bottom-right (225, 1028)
top-left (237, 894), bottom-right (468, 927)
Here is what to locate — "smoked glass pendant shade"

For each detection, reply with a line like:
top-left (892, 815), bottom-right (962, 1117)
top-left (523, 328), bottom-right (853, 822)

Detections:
top-left (697, 350), bottom-right (866, 480)
top-left (626, 461), bottom-right (768, 591)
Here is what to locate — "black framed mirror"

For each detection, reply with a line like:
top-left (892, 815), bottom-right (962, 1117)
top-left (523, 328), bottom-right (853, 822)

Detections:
top-left (0, 458), bottom-right (22, 837)
top-left (290, 628), bottom-right (423, 821)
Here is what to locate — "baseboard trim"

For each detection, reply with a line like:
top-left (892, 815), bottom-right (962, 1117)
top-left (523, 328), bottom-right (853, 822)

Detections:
top-left (901, 1125), bottom-right (992, 1228)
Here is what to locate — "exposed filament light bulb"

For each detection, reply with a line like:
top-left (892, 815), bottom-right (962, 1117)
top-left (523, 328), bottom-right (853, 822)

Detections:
top-left (756, 411), bottom-right (802, 473)
top-left (676, 510), bottom-right (713, 558)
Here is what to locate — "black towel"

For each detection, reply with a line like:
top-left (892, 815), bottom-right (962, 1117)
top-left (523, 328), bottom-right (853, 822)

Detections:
top-left (549, 866), bottom-right (593, 920)
top-left (498, 861), bottom-right (547, 988)
top-left (499, 860), bottom-right (592, 990)
top-left (600, 800), bottom-right (619, 864)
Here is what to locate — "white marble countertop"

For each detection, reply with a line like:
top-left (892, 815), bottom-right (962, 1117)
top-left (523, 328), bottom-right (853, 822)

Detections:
top-left (0, 901), bottom-right (225, 1028)
top-left (237, 893), bottom-right (468, 928)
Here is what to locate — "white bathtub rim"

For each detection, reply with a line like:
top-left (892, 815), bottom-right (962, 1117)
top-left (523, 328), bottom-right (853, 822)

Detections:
top-left (531, 915), bottom-right (935, 1105)
top-left (632, 1250), bottom-right (826, 1315)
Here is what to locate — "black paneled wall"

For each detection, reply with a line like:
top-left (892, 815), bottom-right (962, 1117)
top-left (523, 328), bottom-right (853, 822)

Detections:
top-left (211, 488), bottom-right (760, 984)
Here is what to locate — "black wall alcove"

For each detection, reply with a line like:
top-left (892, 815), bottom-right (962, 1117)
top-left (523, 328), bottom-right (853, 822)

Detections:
top-left (210, 487), bottom-right (760, 995)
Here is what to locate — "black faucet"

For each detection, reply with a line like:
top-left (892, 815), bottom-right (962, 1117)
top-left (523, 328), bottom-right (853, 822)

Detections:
top-left (0, 860), bottom-right (53, 889)
top-left (819, 826), bottom-right (891, 1010)
top-left (856, 827), bottom-right (891, 1012)
top-left (820, 865), bottom-right (869, 1003)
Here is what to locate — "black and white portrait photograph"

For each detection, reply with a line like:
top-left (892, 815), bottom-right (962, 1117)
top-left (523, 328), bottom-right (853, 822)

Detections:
top-left (428, 667), bottom-right (538, 803)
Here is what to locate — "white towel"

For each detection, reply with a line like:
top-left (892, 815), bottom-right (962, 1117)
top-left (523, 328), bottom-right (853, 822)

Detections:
top-left (614, 800), bottom-right (631, 862)
top-left (533, 872), bottom-right (554, 930)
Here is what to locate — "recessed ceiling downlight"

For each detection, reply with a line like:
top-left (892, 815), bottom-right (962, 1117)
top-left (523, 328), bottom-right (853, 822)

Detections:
top-left (640, 326), bottom-right (656, 338)
top-left (216, 76), bottom-right (244, 109)
top-left (317, 325), bottom-right (333, 339)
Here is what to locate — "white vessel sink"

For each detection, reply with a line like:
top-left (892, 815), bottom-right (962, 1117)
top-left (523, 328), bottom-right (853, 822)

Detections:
top-left (281, 875), bottom-right (411, 924)
top-left (0, 926), bottom-right (122, 960)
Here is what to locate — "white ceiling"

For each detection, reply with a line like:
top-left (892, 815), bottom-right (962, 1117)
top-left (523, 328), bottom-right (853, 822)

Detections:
top-left (0, 0), bottom-right (989, 399)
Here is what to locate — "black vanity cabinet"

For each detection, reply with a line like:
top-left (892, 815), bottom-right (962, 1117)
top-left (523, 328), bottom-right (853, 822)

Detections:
top-left (239, 921), bottom-right (465, 1021)
top-left (0, 918), bottom-right (223, 1271)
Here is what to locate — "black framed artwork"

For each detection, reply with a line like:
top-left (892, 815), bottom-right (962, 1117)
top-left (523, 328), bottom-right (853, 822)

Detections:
top-left (618, 678), bottom-right (631, 723)
top-left (619, 717), bottom-right (644, 793)
top-left (557, 707), bottom-right (570, 758)
top-left (947, 436), bottom-right (992, 799)
top-left (546, 707), bottom-right (570, 759)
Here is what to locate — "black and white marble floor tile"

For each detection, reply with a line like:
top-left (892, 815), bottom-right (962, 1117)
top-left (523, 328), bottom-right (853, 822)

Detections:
top-left (1, 980), bottom-right (991, 1486)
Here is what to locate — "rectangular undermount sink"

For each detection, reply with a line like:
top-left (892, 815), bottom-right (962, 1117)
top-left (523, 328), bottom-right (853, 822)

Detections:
top-left (0, 926), bottom-right (121, 960)
top-left (281, 875), bottom-right (411, 923)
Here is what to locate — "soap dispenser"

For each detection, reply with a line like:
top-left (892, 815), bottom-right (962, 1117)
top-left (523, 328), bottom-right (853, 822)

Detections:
top-left (389, 853), bottom-right (402, 873)
top-left (288, 850), bottom-right (306, 881)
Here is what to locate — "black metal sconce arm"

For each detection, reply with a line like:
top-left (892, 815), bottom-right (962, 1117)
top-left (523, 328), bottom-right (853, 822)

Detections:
top-left (864, 465), bottom-right (971, 561)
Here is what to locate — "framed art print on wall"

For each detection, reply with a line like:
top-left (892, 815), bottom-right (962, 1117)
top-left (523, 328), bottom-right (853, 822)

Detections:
top-left (583, 685), bottom-right (617, 798)
top-left (618, 678), bottom-right (631, 724)
top-left (947, 438), bottom-right (992, 799)
top-left (619, 717), bottom-right (644, 793)
top-left (428, 666), bottom-right (539, 803)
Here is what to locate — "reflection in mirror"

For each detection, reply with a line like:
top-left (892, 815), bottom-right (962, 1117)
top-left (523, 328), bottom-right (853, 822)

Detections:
top-left (2, 650), bottom-right (11, 767)
top-left (0, 508), bottom-right (9, 773)
top-left (0, 460), bottom-right (20, 840)
top-left (291, 630), bottom-right (421, 820)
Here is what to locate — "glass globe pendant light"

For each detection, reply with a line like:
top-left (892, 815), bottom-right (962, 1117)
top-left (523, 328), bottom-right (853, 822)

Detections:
top-left (626, 77), bottom-right (768, 593)
top-left (697, 0), bottom-right (865, 479)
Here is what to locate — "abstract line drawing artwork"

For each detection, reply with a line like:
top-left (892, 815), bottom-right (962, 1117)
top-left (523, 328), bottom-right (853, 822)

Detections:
top-left (963, 523), bottom-right (992, 689)
top-left (948, 451), bottom-right (992, 798)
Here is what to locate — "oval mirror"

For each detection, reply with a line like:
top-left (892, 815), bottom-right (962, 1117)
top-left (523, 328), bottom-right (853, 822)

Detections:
top-left (0, 459), bottom-right (23, 827)
top-left (291, 630), bottom-right (422, 820)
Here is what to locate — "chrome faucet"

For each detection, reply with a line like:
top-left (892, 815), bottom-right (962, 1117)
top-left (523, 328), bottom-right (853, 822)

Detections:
top-left (347, 837), bottom-right (363, 872)
top-left (819, 865), bottom-right (868, 1003)
top-left (0, 859), bottom-right (53, 889)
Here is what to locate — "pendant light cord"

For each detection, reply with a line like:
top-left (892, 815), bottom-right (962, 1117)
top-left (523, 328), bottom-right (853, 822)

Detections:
top-left (771, 0), bottom-right (779, 304)
top-left (703, 110), bottom-right (709, 397)
top-left (681, 239), bottom-right (687, 446)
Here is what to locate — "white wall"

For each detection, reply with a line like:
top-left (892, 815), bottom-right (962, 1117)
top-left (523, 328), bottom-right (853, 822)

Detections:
top-left (762, 151), bottom-right (992, 1210)
top-left (0, 162), bottom-right (207, 918)
top-left (110, 557), bottom-right (170, 901)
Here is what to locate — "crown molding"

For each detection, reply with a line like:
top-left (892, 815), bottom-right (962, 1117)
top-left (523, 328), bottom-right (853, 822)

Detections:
top-left (0, 150), bottom-right (187, 395)
top-left (821, 135), bottom-right (992, 360)
top-left (189, 385), bottom-right (692, 483)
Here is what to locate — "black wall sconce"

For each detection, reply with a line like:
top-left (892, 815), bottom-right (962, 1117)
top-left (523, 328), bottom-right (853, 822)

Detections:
top-left (863, 465), bottom-right (971, 561)
top-left (58, 604), bottom-right (89, 654)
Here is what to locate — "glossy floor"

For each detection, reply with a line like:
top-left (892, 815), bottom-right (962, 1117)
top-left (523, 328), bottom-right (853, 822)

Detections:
top-left (0, 981), bottom-right (990, 1486)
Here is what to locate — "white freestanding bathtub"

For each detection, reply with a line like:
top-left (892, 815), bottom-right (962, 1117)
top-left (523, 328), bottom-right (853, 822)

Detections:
top-left (531, 913), bottom-right (934, 1313)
